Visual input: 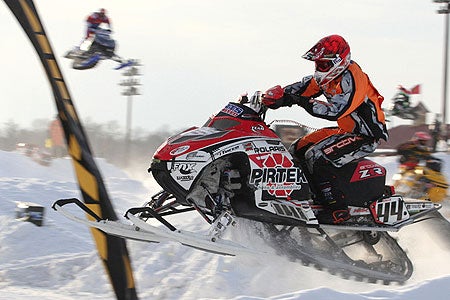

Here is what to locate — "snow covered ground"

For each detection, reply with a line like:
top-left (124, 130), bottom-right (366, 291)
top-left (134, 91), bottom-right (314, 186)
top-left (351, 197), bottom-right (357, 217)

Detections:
top-left (0, 149), bottom-right (449, 300)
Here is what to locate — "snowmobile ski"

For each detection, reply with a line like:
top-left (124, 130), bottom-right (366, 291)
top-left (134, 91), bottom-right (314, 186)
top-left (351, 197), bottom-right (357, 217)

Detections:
top-left (114, 59), bottom-right (134, 70)
top-left (52, 198), bottom-right (163, 243)
top-left (53, 198), bottom-right (258, 256)
top-left (80, 54), bottom-right (101, 67)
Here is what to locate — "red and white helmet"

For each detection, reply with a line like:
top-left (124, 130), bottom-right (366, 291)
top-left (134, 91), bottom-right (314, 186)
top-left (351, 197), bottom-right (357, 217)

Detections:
top-left (412, 131), bottom-right (431, 142)
top-left (302, 35), bottom-right (351, 86)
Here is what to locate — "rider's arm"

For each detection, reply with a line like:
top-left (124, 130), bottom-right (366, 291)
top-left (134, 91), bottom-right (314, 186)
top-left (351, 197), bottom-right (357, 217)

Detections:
top-left (263, 74), bottom-right (350, 120)
top-left (86, 14), bottom-right (95, 24)
top-left (283, 76), bottom-right (323, 110)
top-left (104, 17), bottom-right (111, 29)
top-left (262, 76), bottom-right (321, 109)
top-left (294, 70), bottom-right (361, 121)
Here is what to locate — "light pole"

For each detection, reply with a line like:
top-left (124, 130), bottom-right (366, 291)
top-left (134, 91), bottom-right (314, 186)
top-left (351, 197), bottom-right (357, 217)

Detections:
top-left (119, 62), bottom-right (142, 166)
top-left (434, 0), bottom-right (450, 138)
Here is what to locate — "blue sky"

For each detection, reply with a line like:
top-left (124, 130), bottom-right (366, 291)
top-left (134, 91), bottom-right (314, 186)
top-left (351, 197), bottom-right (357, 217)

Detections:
top-left (0, 0), bottom-right (447, 135)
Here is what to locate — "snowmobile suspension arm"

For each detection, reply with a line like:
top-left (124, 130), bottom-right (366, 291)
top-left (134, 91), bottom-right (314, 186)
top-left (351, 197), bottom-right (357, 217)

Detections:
top-left (186, 198), bottom-right (213, 225)
top-left (125, 207), bottom-right (177, 231)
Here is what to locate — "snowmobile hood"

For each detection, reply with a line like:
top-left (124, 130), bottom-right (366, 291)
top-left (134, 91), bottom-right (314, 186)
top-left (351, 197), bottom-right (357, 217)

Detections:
top-left (153, 102), bottom-right (279, 161)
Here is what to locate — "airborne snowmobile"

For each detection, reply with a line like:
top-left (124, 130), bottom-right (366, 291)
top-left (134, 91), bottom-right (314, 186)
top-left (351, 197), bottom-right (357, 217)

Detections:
top-left (385, 91), bottom-right (419, 120)
top-left (53, 91), bottom-right (442, 284)
top-left (63, 23), bottom-right (133, 70)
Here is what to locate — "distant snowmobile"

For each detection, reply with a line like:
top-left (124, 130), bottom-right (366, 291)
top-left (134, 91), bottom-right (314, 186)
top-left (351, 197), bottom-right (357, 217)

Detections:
top-left (386, 103), bottom-right (419, 120)
top-left (63, 23), bottom-right (133, 70)
top-left (53, 91), bottom-right (443, 284)
top-left (385, 91), bottom-right (419, 120)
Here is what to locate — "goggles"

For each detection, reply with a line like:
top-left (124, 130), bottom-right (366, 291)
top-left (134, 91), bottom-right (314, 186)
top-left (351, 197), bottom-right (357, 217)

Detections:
top-left (315, 59), bottom-right (334, 72)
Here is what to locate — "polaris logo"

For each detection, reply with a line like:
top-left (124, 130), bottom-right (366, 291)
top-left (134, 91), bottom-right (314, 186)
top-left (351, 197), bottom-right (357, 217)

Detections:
top-left (254, 146), bottom-right (285, 153)
top-left (323, 136), bottom-right (363, 154)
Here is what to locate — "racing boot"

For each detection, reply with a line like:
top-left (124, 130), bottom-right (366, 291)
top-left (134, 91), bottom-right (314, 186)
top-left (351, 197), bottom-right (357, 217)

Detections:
top-left (315, 181), bottom-right (350, 225)
top-left (289, 142), bottom-right (317, 199)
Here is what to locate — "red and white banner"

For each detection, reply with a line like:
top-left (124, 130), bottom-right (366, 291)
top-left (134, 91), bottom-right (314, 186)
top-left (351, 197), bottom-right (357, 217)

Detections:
top-left (398, 84), bottom-right (421, 95)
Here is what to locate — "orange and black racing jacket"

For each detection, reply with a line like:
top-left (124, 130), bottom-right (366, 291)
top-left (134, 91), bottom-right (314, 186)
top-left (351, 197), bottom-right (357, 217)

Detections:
top-left (283, 61), bottom-right (389, 142)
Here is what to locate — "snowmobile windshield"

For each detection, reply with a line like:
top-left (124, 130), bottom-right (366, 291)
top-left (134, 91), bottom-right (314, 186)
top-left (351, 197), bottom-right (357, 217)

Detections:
top-left (207, 118), bottom-right (241, 130)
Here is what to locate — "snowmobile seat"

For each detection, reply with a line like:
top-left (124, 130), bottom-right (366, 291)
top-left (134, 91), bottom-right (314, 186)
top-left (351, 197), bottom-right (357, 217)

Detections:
top-left (332, 158), bottom-right (387, 207)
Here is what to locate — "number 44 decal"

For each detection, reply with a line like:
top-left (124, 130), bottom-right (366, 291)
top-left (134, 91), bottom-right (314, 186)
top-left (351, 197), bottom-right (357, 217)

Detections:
top-left (370, 196), bottom-right (410, 225)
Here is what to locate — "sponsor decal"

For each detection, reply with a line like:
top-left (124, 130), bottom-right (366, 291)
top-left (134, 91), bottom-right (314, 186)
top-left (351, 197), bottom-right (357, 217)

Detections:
top-left (186, 152), bottom-right (207, 160)
top-left (373, 197), bottom-right (408, 224)
top-left (221, 103), bottom-right (244, 117)
top-left (251, 124), bottom-right (265, 132)
top-left (170, 145), bottom-right (190, 156)
top-left (176, 175), bottom-right (194, 181)
top-left (249, 152), bottom-right (306, 197)
top-left (243, 142), bottom-right (253, 152)
top-left (214, 145), bottom-right (240, 157)
top-left (254, 145), bottom-right (285, 153)
top-left (172, 162), bottom-right (197, 175)
top-left (350, 160), bottom-right (385, 182)
top-left (323, 136), bottom-right (363, 155)
top-left (332, 56), bottom-right (342, 65)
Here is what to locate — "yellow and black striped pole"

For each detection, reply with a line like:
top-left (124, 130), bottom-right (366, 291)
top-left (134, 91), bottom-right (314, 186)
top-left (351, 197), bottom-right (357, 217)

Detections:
top-left (3, 1), bottom-right (138, 299)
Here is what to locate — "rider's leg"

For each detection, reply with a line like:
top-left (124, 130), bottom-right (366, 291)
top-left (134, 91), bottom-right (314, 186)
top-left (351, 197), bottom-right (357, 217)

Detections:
top-left (303, 132), bottom-right (379, 224)
top-left (290, 127), bottom-right (341, 200)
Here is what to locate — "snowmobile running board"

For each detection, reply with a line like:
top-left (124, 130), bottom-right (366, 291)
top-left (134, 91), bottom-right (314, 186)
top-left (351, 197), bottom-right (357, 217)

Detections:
top-left (52, 197), bottom-right (442, 238)
top-left (52, 198), bottom-right (260, 256)
top-left (319, 201), bottom-right (442, 232)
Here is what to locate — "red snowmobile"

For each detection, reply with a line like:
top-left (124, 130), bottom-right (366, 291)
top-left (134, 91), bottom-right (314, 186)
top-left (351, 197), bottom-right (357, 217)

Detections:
top-left (54, 91), bottom-right (442, 284)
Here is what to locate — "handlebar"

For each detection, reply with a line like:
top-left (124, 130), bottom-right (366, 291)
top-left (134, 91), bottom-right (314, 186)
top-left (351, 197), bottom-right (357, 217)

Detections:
top-left (238, 91), bottom-right (267, 118)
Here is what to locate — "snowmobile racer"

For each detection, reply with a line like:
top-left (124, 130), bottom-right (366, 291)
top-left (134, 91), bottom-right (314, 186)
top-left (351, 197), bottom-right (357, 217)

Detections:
top-left (397, 131), bottom-right (433, 169)
top-left (261, 34), bottom-right (388, 224)
top-left (64, 11), bottom-right (134, 70)
top-left (385, 87), bottom-right (419, 120)
top-left (393, 131), bottom-right (448, 202)
top-left (86, 8), bottom-right (110, 38)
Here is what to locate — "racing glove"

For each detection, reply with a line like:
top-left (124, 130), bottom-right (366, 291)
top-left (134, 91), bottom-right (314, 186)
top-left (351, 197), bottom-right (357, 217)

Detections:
top-left (262, 85), bottom-right (285, 109)
top-left (262, 85), bottom-right (310, 109)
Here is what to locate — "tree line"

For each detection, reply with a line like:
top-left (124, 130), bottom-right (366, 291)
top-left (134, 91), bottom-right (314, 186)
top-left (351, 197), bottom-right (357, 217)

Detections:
top-left (0, 118), bottom-right (177, 172)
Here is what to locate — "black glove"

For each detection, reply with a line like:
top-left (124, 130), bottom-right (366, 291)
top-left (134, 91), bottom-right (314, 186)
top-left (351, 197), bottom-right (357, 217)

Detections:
top-left (288, 94), bottom-right (310, 108)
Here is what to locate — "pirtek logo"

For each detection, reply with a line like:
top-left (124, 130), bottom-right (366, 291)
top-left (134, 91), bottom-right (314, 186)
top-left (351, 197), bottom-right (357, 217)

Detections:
top-left (323, 136), bottom-right (363, 155)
